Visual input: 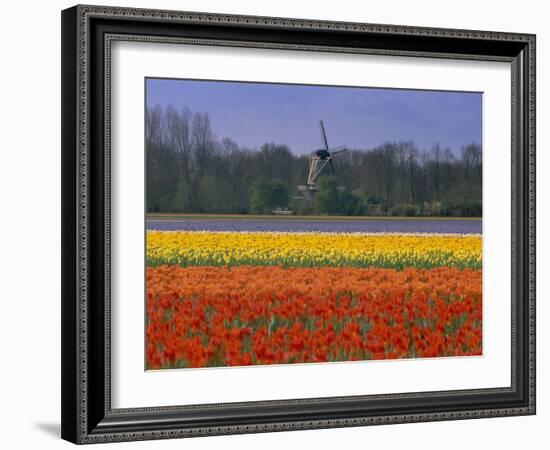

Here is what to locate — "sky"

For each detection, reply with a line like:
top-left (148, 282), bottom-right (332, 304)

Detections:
top-left (146, 78), bottom-right (482, 156)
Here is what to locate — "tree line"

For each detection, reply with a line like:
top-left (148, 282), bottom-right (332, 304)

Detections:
top-left (146, 105), bottom-right (482, 217)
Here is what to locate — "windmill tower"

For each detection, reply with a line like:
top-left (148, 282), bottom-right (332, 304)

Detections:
top-left (298, 120), bottom-right (347, 201)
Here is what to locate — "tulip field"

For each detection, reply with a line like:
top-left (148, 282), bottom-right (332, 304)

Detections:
top-left (146, 225), bottom-right (482, 369)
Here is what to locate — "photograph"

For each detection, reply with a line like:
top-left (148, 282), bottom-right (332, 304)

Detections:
top-left (145, 78), bottom-right (483, 370)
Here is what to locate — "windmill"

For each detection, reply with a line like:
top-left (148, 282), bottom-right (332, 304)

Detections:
top-left (298, 120), bottom-right (348, 201)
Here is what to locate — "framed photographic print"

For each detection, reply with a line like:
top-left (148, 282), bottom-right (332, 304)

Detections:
top-left (61, 4), bottom-right (536, 444)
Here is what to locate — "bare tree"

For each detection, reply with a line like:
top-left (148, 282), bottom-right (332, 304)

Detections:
top-left (145, 104), bottom-right (164, 150)
top-left (192, 112), bottom-right (215, 179)
top-left (166, 105), bottom-right (193, 180)
top-left (405, 142), bottom-right (418, 204)
top-left (431, 143), bottom-right (441, 201)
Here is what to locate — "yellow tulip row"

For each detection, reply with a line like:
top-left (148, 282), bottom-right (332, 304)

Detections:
top-left (146, 231), bottom-right (482, 269)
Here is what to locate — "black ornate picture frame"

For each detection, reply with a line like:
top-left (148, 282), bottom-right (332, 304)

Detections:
top-left (61, 4), bottom-right (536, 444)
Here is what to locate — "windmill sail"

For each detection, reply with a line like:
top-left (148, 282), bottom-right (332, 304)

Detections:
top-left (329, 158), bottom-right (335, 174)
top-left (320, 120), bottom-right (329, 151)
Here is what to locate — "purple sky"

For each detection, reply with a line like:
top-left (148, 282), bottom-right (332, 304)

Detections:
top-left (146, 78), bottom-right (482, 156)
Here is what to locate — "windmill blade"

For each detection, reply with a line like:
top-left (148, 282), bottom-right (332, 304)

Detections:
top-left (328, 158), bottom-right (335, 174)
top-left (329, 146), bottom-right (348, 155)
top-left (319, 120), bottom-right (329, 151)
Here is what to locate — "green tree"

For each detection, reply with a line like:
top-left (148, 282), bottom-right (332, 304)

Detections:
top-left (315, 177), bottom-right (341, 214)
top-left (249, 179), bottom-right (289, 214)
top-left (199, 175), bottom-right (233, 213)
top-left (170, 179), bottom-right (192, 213)
top-left (340, 190), bottom-right (365, 216)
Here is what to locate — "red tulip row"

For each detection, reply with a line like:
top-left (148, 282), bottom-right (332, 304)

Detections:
top-left (146, 265), bottom-right (482, 369)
